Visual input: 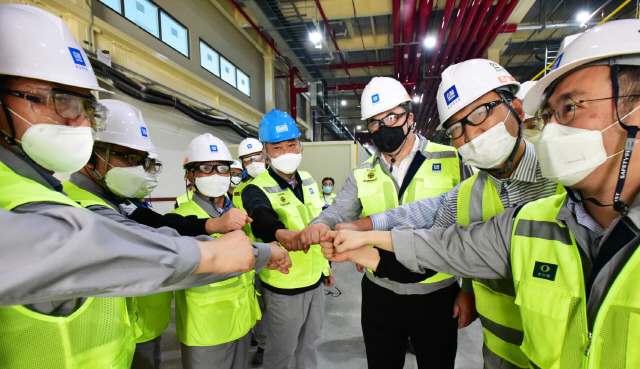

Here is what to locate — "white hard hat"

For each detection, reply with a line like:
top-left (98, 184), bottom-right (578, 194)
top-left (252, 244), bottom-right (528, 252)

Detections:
top-left (524, 19), bottom-right (640, 115)
top-left (231, 160), bottom-right (243, 170)
top-left (0, 4), bottom-right (110, 93)
top-left (95, 100), bottom-right (155, 153)
top-left (516, 81), bottom-right (538, 120)
top-left (360, 77), bottom-right (411, 120)
top-left (437, 59), bottom-right (521, 128)
top-left (238, 137), bottom-right (263, 157)
top-left (184, 133), bottom-right (233, 168)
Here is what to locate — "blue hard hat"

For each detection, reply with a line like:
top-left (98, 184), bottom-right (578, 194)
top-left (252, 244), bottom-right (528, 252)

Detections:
top-left (258, 109), bottom-right (301, 143)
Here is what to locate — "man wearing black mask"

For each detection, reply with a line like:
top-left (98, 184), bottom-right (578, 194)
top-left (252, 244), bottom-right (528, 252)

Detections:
top-left (300, 77), bottom-right (474, 369)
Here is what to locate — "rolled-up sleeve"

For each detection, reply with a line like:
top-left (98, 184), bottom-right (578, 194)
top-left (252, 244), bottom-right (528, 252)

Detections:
top-left (370, 189), bottom-right (453, 231)
top-left (391, 207), bottom-right (518, 280)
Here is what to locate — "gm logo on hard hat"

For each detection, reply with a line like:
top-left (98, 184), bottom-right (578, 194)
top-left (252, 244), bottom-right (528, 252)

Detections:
top-left (140, 127), bottom-right (148, 137)
top-left (444, 85), bottom-right (459, 107)
top-left (210, 145), bottom-right (218, 152)
top-left (371, 94), bottom-right (380, 104)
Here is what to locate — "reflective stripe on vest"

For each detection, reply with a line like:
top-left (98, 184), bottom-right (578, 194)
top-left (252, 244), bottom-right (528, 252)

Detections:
top-left (513, 194), bottom-right (640, 369)
top-left (63, 180), bottom-right (174, 344)
top-left (354, 141), bottom-right (459, 287)
top-left (457, 172), bottom-right (528, 368)
top-left (0, 163), bottom-right (135, 368)
top-left (250, 170), bottom-right (329, 289)
top-left (172, 199), bottom-right (260, 346)
top-left (232, 180), bottom-right (255, 240)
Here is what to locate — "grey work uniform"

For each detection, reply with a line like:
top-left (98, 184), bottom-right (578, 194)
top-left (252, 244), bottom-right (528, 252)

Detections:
top-left (177, 194), bottom-right (253, 369)
top-left (369, 140), bottom-right (559, 369)
top-left (0, 145), bottom-right (267, 307)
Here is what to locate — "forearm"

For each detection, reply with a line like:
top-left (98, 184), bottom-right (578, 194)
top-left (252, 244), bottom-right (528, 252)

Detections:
top-left (370, 192), bottom-right (447, 231)
top-left (347, 247), bottom-right (381, 272)
top-left (130, 208), bottom-right (208, 236)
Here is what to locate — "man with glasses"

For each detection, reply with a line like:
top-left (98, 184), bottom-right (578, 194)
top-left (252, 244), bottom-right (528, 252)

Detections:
top-left (323, 19), bottom-right (640, 368)
top-left (299, 77), bottom-right (470, 369)
top-left (316, 60), bottom-right (560, 369)
top-left (172, 133), bottom-right (280, 369)
top-left (228, 160), bottom-right (244, 199)
top-left (241, 109), bottom-right (329, 369)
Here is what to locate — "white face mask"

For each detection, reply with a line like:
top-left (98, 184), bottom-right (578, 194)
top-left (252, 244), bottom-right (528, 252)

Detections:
top-left (535, 104), bottom-right (640, 186)
top-left (456, 110), bottom-right (517, 169)
top-left (104, 165), bottom-right (148, 198)
top-left (134, 171), bottom-right (159, 198)
top-left (195, 175), bottom-right (230, 198)
top-left (7, 108), bottom-right (95, 173)
top-left (230, 176), bottom-right (242, 188)
top-left (246, 161), bottom-right (266, 178)
top-left (269, 152), bottom-right (302, 174)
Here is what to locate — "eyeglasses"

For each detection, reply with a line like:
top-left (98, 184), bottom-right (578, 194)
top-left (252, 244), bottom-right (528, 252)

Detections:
top-left (95, 147), bottom-right (162, 173)
top-left (241, 153), bottom-right (264, 165)
top-left (194, 164), bottom-right (230, 175)
top-left (322, 183), bottom-right (333, 187)
top-left (367, 112), bottom-right (407, 132)
top-left (534, 94), bottom-right (640, 131)
top-left (230, 172), bottom-right (243, 179)
top-left (1, 88), bottom-right (109, 132)
top-left (444, 100), bottom-right (505, 140)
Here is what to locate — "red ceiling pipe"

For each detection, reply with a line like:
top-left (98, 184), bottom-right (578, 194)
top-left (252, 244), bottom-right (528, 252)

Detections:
top-left (455, 0), bottom-right (494, 62)
top-left (469, 0), bottom-right (511, 58)
top-left (499, 23), bottom-right (518, 33)
top-left (400, 0), bottom-right (418, 82)
top-left (475, 0), bottom-right (520, 58)
top-left (393, 0), bottom-right (402, 79)
top-left (314, 0), bottom-right (359, 98)
top-left (449, 0), bottom-right (483, 63)
top-left (417, 0), bottom-right (455, 120)
top-left (437, 0), bottom-right (471, 73)
top-left (408, 0), bottom-right (434, 87)
top-left (326, 81), bottom-right (416, 91)
top-left (326, 61), bottom-right (394, 69)
top-left (228, 0), bottom-right (304, 84)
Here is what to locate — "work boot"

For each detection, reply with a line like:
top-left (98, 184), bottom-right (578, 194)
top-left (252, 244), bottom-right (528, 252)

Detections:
top-left (252, 347), bottom-right (264, 365)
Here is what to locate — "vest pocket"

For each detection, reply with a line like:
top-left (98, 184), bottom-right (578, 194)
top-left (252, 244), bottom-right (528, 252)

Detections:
top-left (514, 282), bottom-right (572, 369)
top-left (625, 312), bottom-right (640, 368)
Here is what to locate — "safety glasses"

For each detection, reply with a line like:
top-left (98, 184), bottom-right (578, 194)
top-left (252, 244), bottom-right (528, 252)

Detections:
top-left (95, 147), bottom-right (162, 173)
top-left (194, 164), bottom-right (230, 175)
top-left (1, 88), bottom-right (108, 132)
top-left (241, 153), bottom-right (264, 165)
top-left (366, 112), bottom-right (407, 132)
top-left (444, 100), bottom-right (505, 140)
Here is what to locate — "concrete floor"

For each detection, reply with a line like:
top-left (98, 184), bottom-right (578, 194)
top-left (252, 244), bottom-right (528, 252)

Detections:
top-left (160, 261), bottom-right (484, 368)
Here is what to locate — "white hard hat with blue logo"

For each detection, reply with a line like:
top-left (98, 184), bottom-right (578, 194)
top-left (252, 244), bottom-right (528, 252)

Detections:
top-left (238, 137), bottom-right (263, 157)
top-left (437, 59), bottom-right (521, 129)
top-left (95, 100), bottom-right (156, 153)
top-left (184, 133), bottom-right (233, 169)
top-left (360, 77), bottom-right (411, 120)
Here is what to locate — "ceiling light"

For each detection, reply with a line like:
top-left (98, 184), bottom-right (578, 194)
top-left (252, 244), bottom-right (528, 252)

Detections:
top-left (424, 36), bottom-right (436, 48)
top-left (577, 11), bottom-right (590, 23)
top-left (413, 95), bottom-right (420, 103)
top-left (356, 125), bottom-right (362, 130)
top-left (309, 31), bottom-right (322, 44)
top-left (341, 100), bottom-right (346, 106)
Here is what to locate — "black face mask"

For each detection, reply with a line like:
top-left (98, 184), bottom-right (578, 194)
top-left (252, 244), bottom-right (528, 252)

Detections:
top-left (370, 121), bottom-right (409, 153)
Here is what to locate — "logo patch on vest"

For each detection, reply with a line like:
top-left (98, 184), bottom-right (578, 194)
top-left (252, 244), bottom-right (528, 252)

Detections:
top-left (432, 163), bottom-right (442, 173)
top-left (279, 195), bottom-right (287, 204)
top-left (364, 171), bottom-right (376, 182)
top-left (533, 262), bottom-right (558, 281)
top-left (309, 188), bottom-right (314, 195)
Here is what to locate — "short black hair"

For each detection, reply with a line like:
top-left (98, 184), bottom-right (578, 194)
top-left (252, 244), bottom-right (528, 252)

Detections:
top-left (322, 177), bottom-right (334, 185)
top-left (618, 65), bottom-right (640, 116)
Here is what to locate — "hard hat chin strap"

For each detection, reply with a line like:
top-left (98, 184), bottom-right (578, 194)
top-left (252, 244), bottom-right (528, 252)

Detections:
top-left (0, 95), bottom-right (27, 157)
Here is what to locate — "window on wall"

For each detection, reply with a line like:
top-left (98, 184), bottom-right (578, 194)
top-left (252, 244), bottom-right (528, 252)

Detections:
top-left (98, 0), bottom-right (122, 13)
top-left (237, 69), bottom-right (251, 97)
top-left (220, 57), bottom-right (236, 88)
top-left (199, 40), bottom-right (220, 77)
top-left (160, 12), bottom-right (189, 57)
top-left (123, 0), bottom-right (159, 37)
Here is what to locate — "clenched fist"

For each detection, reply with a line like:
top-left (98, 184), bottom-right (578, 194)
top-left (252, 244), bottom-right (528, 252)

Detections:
top-left (195, 230), bottom-right (255, 274)
top-left (266, 242), bottom-right (293, 274)
top-left (206, 208), bottom-right (252, 234)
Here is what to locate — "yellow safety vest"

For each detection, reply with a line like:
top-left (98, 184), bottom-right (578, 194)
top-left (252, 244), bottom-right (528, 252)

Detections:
top-left (175, 190), bottom-right (193, 208)
top-left (0, 162), bottom-right (135, 369)
top-left (250, 170), bottom-right (329, 289)
top-left (321, 192), bottom-right (337, 206)
top-left (511, 193), bottom-right (640, 369)
top-left (172, 199), bottom-right (260, 346)
top-left (354, 141), bottom-right (460, 285)
top-left (62, 181), bottom-right (174, 345)
top-left (232, 180), bottom-right (254, 240)
top-left (457, 172), bottom-right (528, 368)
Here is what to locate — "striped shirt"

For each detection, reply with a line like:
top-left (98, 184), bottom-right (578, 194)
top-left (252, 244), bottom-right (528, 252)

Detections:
top-left (371, 140), bottom-right (560, 230)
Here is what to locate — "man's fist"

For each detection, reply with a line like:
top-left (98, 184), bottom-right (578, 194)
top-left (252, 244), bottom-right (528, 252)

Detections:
top-left (275, 229), bottom-right (308, 253)
top-left (266, 242), bottom-right (293, 274)
top-left (300, 223), bottom-right (331, 246)
top-left (195, 230), bottom-right (255, 274)
top-left (206, 208), bottom-right (252, 234)
top-left (335, 217), bottom-right (373, 232)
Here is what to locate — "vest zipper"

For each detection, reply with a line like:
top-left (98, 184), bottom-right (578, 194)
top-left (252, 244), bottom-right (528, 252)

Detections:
top-left (585, 331), bottom-right (592, 356)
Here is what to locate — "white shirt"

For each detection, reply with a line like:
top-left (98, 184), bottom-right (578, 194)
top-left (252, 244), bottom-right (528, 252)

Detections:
top-left (380, 135), bottom-right (420, 187)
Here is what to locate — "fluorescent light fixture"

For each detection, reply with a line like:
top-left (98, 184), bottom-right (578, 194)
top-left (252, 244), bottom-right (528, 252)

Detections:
top-left (577, 11), bottom-right (590, 23)
top-left (309, 31), bottom-right (322, 44)
top-left (424, 36), bottom-right (436, 48)
top-left (341, 100), bottom-right (346, 106)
